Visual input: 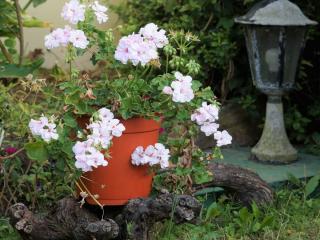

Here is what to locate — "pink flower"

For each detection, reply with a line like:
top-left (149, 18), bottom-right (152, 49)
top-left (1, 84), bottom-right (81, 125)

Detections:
top-left (4, 147), bottom-right (17, 155)
top-left (91, 1), bottom-right (108, 24)
top-left (162, 86), bottom-right (173, 95)
top-left (159, 128), bottom-right (165, 134)
top-left (61, 0), bottom-right (86, 25)
top-left (114, 33), bottom-right (158, 66)
top-left (69, 29), bottom-right (89, 49)
top-left (139, 23), bottom-right (168, 48)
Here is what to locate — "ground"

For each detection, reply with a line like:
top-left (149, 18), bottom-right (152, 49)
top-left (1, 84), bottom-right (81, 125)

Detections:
top-left (1, 181), bottom-right (320, 240)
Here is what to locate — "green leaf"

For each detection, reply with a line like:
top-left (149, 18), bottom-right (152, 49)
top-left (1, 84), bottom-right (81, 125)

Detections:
top-left (239, 207), bottom-right (249, 222)
top-left (260, 215), bottom-right (274, 229)
top-left (251, 202), bottom-right (260, 218)
top-left (0, 58), bottom-right (44, 78)
top-left (305, 175), bottom-right (320, 197)
top-left (32, 0), bottom-right (47, 7)
top-left (63, 113), bottom-right (77, 128)
top-left (25, 141), bottom-right (48, 162)
top-left (205, 202), bottom-right (221, 221)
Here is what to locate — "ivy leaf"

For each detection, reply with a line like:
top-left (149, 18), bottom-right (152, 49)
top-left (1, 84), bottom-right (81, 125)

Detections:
top-left (25, 141), bottom-right (48, 162)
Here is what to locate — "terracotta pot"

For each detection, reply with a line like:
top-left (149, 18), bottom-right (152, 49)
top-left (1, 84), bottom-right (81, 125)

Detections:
top-left (77, 117), bottom-right (161, 205)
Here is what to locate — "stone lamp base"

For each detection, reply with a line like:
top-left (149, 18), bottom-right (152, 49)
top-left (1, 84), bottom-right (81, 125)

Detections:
top-left (251, 95), bottom-right (297, 164)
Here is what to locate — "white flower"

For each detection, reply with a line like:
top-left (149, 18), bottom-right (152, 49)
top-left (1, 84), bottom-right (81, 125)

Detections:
top-left (87, 122), bottom-right (112, 148)
top-left (191, 102), bottom-right (219, 126)
top-left (44, 29), bottom-right (62, 49)
top-left (174, 71), bottom-right (192, 87)
top-left (171, 81), bottom-right (194, 103)
top-left (61, 0), bottom-right (86, 25)
top-left (29, 115), bottom-right (59, 142)
top-left (165, 72), bottom-right (194, 103)
top-left (107, 119), bottom-right (125, 137)
top-left (69, 29), bottom-right (89, 49)
top-left (91, 1), bottom-right (108, 24)
top-left (139, 23), bottom-right (168, 48)
top-left (154, 143), bottom-right (170, 168)
top-left (131, 143), bottom-right (170, 169)
top-left (98, 108), bottom-right (114, 121)
top-left (214, 130), bottom-right (232, 147)
top-left (73, 139), bottom-right (107, 172)
top-left (200, 122), bottom-right (220, 137)
top-left (131, 146), bottom-right (146, 166)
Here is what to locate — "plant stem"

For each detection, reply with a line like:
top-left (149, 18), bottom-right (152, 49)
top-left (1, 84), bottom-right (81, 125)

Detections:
top-left (22, 0), bottom-right (32, 12)
top-left (0, 40), bottom-right (14, 64)
top-left (0, 147), bottom-right (25, 162)
top-left (14, 0), bottom-right (24, 66)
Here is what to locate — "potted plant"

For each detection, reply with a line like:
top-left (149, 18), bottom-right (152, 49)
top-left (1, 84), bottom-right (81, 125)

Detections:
top-left (25, 0), bottom-right (232, 207)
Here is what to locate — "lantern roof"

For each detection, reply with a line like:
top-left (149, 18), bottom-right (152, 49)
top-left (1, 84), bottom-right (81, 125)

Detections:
top-left (235, 0), bottom-right (317, 26)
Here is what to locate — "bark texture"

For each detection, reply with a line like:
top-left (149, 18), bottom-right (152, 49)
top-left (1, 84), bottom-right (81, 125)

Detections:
top-left (202, 163), bottom-right (274, 206)
top-left (9, 194), bottom-right (200, 240)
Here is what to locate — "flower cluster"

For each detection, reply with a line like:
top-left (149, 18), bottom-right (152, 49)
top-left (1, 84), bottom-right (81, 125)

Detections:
top-left (191, 102), bottom-right (232, 146)
top-left (73, 108), bottom-right (125, 172)
top-left (162, 72), bottom-right (194, 103)
top-left (29, 115), bottom-right (59, 142)
top-left (114, 23), bottom-right (168, 66)
top-left (72, 139), bottom-right (106, 172)
top-left (45, 0), bottom-right (108, 49)
top-left (45, 25), bottom-right (89, 49)
top-left (131, 143), bottom-right (170, 169)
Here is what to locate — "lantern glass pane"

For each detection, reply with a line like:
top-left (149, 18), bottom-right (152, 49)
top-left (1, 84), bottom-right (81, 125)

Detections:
top-left (244, 26), bottom-right (306, 94)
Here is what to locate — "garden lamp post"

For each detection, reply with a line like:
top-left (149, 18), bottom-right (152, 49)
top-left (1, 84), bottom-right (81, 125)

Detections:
top-left (235, 0), bottom-right (317, 163)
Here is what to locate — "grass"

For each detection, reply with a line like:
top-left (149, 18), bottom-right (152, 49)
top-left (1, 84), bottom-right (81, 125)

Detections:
top-left (1, 182), bottom-right (320, 240)
top-left (152, 182), bottom-right (320, 240)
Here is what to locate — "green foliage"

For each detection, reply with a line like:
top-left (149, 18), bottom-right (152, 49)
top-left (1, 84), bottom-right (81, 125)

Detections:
top-left (0, 58), bottom-right (44, 78)
top-left (114, 0), bottom-right (320, 148)
top-left (153, 185), bottom-right (320, 240)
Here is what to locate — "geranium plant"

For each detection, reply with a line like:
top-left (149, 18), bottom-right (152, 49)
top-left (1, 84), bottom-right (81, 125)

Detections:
top-left (25, 0), bottom-right (232, 206)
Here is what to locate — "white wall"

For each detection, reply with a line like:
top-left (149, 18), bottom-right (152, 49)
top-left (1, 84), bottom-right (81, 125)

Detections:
top-left (21, 0), bottom-right (121, 69)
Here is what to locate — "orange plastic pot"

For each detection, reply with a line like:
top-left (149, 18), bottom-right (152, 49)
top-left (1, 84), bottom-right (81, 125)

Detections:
top-left (77, 117), bottom-right (161, 205)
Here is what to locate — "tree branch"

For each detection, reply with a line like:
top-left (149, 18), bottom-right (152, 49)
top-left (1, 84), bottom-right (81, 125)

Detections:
top-left (14, 0), bottom-right (24, 66)
top-left (0, 40), bottom-right (14, 64)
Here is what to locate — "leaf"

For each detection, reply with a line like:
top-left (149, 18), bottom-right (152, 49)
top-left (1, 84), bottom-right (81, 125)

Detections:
top-left (32, 0), bottom-right (47, 7)
top-left (251, 202), bottom-right (260, 218)
top-left (63, 113), bottom-right (77, 128)
top-left (0, 58), bottom-right (44, 78)
top-left (239, 207), bottom-right (249, 222)
top-left (23, 15), bottom-right (52, 28)
top-left (25, 141), bottom-right (48, 162)
top-left (194, 187), bottom-right (224, 196)
top-left (305, 175), bottom-right (320, 197)
top-left (205, 202), bottom-right (221, 221)
top-left (252, 222), bottom-right (261, 232)
top-left (260, 215), bottom-right (274, 229)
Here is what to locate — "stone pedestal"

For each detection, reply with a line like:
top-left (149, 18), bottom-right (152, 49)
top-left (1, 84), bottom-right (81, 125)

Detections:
top-left (251, 95), bottom-right (297, 164)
